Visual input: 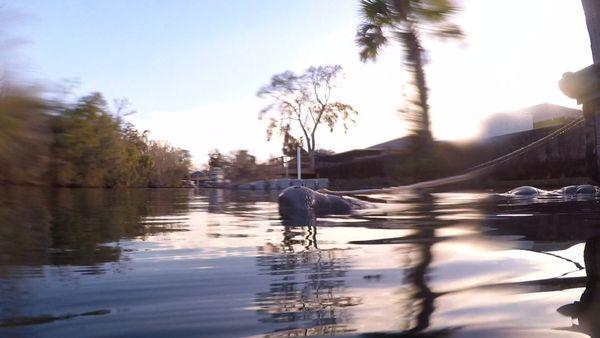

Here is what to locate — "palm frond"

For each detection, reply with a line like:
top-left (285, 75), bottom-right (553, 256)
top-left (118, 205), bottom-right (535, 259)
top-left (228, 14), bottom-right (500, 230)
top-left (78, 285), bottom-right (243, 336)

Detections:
top-left (413, 0), bottom-right (460, 23)
top-left (356, 23), bottom-right (388, 62)
top-left (360, 0), bottom-right (393, 25)
top-left (428, 23), bottom-right (464, 40)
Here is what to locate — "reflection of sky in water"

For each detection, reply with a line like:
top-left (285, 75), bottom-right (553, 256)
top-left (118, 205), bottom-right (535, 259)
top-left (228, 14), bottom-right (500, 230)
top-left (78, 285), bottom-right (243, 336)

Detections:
top-left (0, 188), bottom-right (598, 337)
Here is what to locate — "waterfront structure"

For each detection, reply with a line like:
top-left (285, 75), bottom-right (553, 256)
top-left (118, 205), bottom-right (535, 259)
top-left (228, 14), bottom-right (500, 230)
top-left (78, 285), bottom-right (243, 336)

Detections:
top-left (190, 171), bottom-right (207, 187)
top-left (316, 103), bottom-right (588, 187)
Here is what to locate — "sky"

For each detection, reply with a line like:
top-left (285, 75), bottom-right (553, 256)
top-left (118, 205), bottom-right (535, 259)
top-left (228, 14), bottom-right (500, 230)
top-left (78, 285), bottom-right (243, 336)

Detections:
top-left (2, 0), bottom-right (593, 167)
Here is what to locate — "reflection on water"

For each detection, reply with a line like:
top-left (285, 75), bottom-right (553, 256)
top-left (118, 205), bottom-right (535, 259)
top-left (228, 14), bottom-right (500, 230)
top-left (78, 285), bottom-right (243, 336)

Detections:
top-left (1, 187), bottom-right (600, 337)
top-left (558, 236), bottom-right (600, 337)
top-left (256, 225), bottom-right (359, 337)
top-left (0, 187), bottom-right (189, 269)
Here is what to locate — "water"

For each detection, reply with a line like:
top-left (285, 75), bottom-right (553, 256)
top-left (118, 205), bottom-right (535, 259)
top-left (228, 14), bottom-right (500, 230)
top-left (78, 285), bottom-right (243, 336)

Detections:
top-left (1, 187), bottom-right (599, 337)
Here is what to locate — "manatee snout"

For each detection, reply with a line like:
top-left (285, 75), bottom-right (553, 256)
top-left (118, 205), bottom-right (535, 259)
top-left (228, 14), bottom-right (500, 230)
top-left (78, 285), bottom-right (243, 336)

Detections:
top-left (278, 186), bottom-right (313, 212)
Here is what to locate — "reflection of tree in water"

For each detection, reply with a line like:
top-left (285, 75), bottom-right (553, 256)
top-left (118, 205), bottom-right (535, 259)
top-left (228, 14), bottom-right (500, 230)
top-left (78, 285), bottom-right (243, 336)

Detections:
top-left (0, 187), bottom-right (53, 323)
top-left (0, 187), bottom-right (191, 269)
top-left (250, 192), bottom-right (443, 336)
top-left (397, 196), bottom-right (600, 335)
top-left (0, 187), bottom-right (192, 326)
top-left (349, 193), bottom-right (450, 335)
top-left (255, 225), bottom-right (360, 337)
top-left (0, 187), bottom-right (52, 268)
top-left (399, 192), bottom-right (436, 334)
top-left (206, 188), bottom-right (225, 213)
top-left (201, 188), bottom-right (277, 215)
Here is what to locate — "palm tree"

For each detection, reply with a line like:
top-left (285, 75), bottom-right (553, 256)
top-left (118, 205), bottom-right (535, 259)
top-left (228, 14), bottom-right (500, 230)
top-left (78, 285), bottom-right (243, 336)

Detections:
top-left (356, 0), bottom-right (462, 143)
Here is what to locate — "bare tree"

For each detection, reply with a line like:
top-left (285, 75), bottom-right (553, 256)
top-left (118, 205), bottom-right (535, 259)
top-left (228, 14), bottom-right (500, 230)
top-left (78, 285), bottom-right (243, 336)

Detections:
top-left (257, 65), bottom-right (357, 166)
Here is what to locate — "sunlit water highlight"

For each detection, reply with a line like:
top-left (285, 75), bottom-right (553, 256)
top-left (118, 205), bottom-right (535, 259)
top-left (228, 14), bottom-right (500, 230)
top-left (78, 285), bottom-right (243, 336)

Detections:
top-left (1, 187), bottom-right (599, 337)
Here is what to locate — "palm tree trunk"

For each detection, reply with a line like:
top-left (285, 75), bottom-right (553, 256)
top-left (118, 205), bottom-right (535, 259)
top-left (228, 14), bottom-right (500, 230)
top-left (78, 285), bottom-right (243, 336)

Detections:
top-left (582, 0), bottom-right (600, 63)
top-left (402, 29), bottom-right (432, 143)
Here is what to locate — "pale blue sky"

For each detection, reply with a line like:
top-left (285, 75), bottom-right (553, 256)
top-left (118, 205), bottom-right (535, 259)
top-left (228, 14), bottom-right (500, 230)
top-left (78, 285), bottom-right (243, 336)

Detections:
top-left (9, 0), bottom-right (356, 111)
top-left (4, 0), bottom-right (593, 166)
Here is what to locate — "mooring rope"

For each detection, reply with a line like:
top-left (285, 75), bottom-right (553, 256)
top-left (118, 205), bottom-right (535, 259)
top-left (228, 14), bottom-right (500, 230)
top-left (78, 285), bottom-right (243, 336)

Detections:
top-left (322, 116), bottom-right (585, 196)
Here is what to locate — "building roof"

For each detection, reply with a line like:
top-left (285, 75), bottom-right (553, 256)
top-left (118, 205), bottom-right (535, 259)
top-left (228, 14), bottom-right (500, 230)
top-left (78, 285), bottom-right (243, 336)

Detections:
top-left (479, 103), bottom-right (582, 138)
top-left (318, 104), bottom-right (581, 163)
top-left (522, 103), bottom-right (581, 123)
top-left (366, 135), bottom-right (413, 151)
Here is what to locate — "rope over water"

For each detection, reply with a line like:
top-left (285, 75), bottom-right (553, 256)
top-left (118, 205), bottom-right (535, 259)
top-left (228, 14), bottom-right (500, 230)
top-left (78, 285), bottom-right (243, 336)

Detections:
top-left (322, 116), bottom-right (585, 196)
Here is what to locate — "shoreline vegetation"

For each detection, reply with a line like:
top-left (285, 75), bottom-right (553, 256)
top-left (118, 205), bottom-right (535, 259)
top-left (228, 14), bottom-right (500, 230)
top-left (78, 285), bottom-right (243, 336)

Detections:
top-left (0, 85), bottom-right (191, 188)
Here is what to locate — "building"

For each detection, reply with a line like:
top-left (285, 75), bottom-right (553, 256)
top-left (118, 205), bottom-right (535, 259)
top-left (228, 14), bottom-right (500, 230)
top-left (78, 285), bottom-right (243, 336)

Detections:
top-left (479, 103), bottom-right (582, 138)
top-left (316, 135), bottom-right (421, 184)
top-left (316, 103), bottom-right (586, 187)
top-left (190, 171), bottom-right (207, 187)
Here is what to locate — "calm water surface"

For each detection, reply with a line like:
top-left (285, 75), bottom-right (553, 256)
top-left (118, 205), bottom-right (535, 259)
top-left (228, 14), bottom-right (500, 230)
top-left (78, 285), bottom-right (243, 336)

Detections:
top-left (1, 187), bottom-right (599, 337)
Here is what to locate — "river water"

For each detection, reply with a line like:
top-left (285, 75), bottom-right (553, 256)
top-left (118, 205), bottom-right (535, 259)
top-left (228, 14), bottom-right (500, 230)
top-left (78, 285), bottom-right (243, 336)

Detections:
top-left (1, 187), bottom-right (599, 337)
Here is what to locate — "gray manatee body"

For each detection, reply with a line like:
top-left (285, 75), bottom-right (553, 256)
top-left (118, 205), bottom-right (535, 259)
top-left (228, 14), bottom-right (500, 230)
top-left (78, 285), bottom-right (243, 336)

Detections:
top-left (278, 186), bottom-right (367, 221)
top-left (505, 184), bottom-right (600, 198)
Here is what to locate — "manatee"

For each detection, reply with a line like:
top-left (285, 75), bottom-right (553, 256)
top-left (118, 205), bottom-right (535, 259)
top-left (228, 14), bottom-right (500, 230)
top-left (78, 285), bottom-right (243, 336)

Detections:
top-left (506, 186), bottom-right (545, 197)
top-left (575, 184), bottom-right (600, 195)
top-left (277, 186), bottom-right (367, 222)
top-left (558, 185), bottom-right (579, 196)
top-left (506, 185), bottom-right (600, 199)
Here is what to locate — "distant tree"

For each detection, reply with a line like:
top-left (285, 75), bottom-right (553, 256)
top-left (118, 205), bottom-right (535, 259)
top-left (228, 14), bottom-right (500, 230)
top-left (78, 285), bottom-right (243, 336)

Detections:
top-left (208, 149), bottom-right (229, 169)
top-left (356, 0), bottom-right (463, 144)
top-left (51, 93), bottom-right (126, 187)
top-left (257, 65), bottom-right (357, 167)
top-left (281, 129), bottom-right (303, 157)
top-left (0, 85), bottom-right (51, 185)
top-left (120, 125), bottom-right (153, 187)
top-left (50, 92), bottom-right (190, 188)
top-left (147, 141), bottom-right (191, 187)
top-left (227, 150), bottom-right (257, 181)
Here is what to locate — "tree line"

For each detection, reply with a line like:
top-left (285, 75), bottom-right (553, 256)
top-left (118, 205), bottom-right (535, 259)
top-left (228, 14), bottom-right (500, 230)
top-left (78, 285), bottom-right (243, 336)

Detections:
top-left (207, 149), bottom-right (279, 183)
top-left (0, 86), bottom-right (191, 187)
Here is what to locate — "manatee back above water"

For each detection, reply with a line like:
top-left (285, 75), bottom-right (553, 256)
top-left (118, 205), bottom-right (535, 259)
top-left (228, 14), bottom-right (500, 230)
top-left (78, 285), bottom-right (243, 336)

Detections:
top-left (506, 186), bottom-right (543, 197)
top-left (277, 186), bottom-right (368, 220)
top-left (505, 184), bottom-right (600, 199)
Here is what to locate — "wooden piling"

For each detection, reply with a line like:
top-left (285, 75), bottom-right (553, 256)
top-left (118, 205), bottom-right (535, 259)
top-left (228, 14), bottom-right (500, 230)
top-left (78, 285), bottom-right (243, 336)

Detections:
top-left (560, 64), bottom-right (600, 182)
